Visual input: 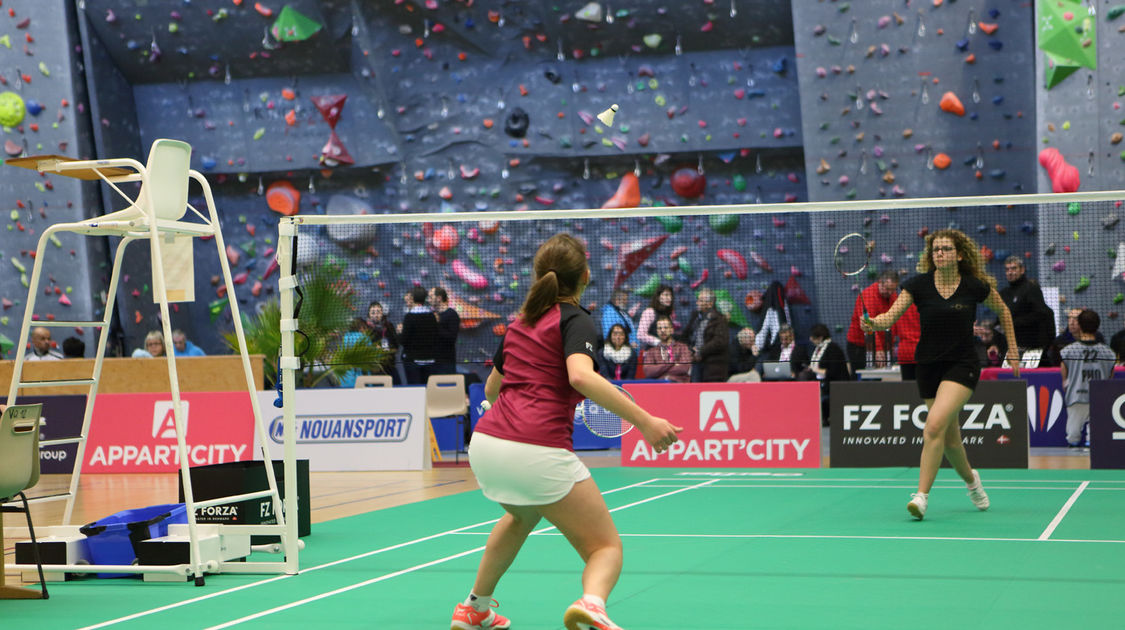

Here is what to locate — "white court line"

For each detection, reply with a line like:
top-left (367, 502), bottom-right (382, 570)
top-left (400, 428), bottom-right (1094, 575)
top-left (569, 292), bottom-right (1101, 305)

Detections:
top-left (79, 477), bottom-right (663, 630)
top-left (1039, 481), bottom-right (1090, 541)
top-left (671, 475), bottom-right (1125, 484)
top-left (635, 484), bottom-right (1100, 490)
top-left (202, 479), bottom-right (717, 630)
top-left (452, 531), bottom-right (1125, 544)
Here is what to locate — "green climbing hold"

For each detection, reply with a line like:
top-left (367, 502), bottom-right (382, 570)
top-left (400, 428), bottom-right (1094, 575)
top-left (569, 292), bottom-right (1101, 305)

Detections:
top-left (677, 257), bottom-right (693, 276)
top-left (1067, 202), bottom-right (1081, 215)
top-left (656, 215), bottom-right (683, 233)
top-left (635, 273), bottom-right (662, 297)
top-left (1108, 5), bottom-right (1125, 20)
top-left (1115, 293), bottom-right (1124, 304)
top-left (709, 214), bottom-right (739, 235)
top-left (1075, 276), bottom-right (1090, 292)
top-left (732, 174), bottom-right (747, 192)
top-left (0, 333), bottom-right (13, 356)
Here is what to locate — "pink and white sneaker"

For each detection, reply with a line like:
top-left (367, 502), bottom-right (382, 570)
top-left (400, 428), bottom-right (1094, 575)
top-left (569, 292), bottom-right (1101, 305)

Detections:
top-left (451, 600), bottom-right (511, 630)
top-left (563, 597), bottom-right (624, 630)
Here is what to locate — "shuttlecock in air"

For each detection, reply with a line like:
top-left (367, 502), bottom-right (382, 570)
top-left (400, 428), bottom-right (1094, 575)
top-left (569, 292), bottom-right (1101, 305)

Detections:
top-left (596, 104), bottom-right (618, 126)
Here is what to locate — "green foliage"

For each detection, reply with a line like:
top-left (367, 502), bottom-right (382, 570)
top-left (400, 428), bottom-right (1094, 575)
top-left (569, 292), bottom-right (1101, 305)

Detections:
top-left (223, 262), bottom-right (389, 388)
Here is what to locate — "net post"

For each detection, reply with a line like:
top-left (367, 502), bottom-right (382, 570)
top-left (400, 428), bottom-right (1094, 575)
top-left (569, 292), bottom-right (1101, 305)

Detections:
top-left (276, 218), bottom-right (300, 574)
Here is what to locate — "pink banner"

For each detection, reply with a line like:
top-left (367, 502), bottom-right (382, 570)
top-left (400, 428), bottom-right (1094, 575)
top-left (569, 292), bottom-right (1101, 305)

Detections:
top-left (85, 392), bottom-right (255, 473)
top-left (621, 382), bottom-right (821, 467)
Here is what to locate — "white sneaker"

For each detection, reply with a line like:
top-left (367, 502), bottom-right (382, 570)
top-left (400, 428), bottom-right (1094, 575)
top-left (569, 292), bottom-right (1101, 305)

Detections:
top-left (907, 492), bottom-right (927, 520)
top-left (967, 470), bottom-right (990, 511)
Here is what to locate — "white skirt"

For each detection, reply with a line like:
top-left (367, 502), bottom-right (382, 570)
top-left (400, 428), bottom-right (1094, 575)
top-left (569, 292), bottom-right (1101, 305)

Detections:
top-left (468, 432), bottom-right (591, 506)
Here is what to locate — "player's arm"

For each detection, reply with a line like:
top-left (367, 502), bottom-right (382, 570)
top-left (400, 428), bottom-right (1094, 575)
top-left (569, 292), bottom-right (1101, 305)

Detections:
top-left (1058, 359), bottom-right (1068, 383)
top-left (984, 287), bottom-right (1021, 378)
top-left (484, 367), bottom-right (502, 405)
top-left (864, 291), bottom-right (913, 332)
top-left (566, 353), bottom-right (681, 451)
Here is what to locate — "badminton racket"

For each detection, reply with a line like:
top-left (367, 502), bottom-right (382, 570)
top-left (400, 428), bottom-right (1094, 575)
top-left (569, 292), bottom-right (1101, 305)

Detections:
top-left (834, 233), bottom-right (878, 364)
top-left (575, 384), bottom-right (635, 439)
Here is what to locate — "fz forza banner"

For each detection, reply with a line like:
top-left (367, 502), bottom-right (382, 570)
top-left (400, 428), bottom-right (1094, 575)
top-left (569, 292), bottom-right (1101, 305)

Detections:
top-left (1087, 380), bottom-right (1125, 469)
top-left (621, 382), bottom-right (821, 468)
top-left (830, 381), bottom-right (1028, 468)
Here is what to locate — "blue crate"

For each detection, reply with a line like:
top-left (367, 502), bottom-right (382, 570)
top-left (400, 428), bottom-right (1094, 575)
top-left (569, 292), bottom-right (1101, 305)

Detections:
top-left (79, 503), bottom-right (188, 577)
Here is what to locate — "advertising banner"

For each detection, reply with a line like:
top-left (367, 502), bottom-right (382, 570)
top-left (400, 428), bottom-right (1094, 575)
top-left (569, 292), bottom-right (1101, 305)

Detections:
top-left (621, 382), bottom-right (821, 468)
top-left (84, 392), bottom-right (255, 473)
top-left (1087, 380), bottom-right (1125, 469)
top-left (830, 381), bottom-right (1028, 468)
top-left (988, 369), bottom-right (1069, 447)
top-left (255, 387), bottom-right (426, 471)
top-left (1, 395), bottom-right (87, 474)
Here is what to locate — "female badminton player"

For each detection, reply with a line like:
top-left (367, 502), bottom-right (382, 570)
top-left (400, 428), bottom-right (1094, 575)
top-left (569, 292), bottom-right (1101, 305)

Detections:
top-left (451, 233), bottom-right (682, 630)
top-left (862, 229), bottom-right (1019, 520)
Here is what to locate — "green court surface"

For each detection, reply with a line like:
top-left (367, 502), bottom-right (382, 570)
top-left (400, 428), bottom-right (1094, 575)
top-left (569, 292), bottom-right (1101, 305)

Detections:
top-left (4, 467), bottom-right (1123, 630)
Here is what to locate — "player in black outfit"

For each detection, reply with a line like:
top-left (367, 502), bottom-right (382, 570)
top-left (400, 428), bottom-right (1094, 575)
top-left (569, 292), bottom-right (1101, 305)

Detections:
top-left (863, 229), bottom-right (1019, 520)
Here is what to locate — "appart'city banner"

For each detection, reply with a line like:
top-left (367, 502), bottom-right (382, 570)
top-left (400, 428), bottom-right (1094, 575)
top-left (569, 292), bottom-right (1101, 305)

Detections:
top-left (621, 382), bottom-right (821, 467)
top-left (85, 392), bottom-right (255, 472)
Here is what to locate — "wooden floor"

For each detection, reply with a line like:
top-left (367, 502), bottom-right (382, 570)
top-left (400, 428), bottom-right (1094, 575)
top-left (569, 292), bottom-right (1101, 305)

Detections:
top-left (1, 448), bottom-right (1092, 584)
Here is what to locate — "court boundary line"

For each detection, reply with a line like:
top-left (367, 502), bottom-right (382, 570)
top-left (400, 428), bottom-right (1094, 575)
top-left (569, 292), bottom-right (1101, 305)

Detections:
top-left (1038, 480), bottom-right (1089, 540)
top-left (75, 478), bottom-right (662, 630)
top-left (452, 531), bottom-right (1125, 544)
top-left (201, 479), bottom-right (718, 630)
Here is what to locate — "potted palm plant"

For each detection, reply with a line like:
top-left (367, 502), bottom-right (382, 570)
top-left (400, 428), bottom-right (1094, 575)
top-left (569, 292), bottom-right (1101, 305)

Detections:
top-left (224, 261), bottom-right (389, 388)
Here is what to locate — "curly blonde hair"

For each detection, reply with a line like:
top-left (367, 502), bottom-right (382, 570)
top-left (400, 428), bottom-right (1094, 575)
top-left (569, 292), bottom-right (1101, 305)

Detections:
top-left (916, 228), bottom-right (996, 288)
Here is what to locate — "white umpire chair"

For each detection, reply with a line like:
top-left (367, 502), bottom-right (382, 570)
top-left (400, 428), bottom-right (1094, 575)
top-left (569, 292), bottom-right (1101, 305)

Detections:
top-left (4, 139), bottom-right (298, 584)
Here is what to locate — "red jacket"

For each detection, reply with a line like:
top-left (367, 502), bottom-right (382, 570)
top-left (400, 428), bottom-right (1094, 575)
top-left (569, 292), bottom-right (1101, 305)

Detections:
top-left (846, 283), bottom-right (896, 350)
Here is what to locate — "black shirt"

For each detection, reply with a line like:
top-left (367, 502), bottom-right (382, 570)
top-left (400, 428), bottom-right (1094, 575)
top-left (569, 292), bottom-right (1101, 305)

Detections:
top-left (902, 272), bottom-right (991, 364)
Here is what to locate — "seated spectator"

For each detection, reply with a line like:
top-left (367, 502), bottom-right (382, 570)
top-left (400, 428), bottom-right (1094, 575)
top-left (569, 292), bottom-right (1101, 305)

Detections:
top-left (641, 316), bottom-right (692, 383)
top-left (132, 330), bottom-right (166, 358)
top-left (171, 329), bottom-right (206, 356)
top-left (805, 324), bottom-right (850, 426)
top-left (26, 326), bottom-right (63, 361)
top-left (767, 324), bottom-right (810, 378)
top-left (973, 319), bottom-right (1007, 367)
top-left (62, 336), bottom-right (85, 359)
top-left (728, 327), bottom-right (762, 383)
top-left (636, 285), bottom-right (677, 350)
top-left (598, 324), bottom-right (637, 380)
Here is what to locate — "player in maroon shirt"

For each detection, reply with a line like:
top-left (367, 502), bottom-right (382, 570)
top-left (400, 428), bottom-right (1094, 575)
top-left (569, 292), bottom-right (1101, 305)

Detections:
top-left (451, 233), bottom-right (682, 630)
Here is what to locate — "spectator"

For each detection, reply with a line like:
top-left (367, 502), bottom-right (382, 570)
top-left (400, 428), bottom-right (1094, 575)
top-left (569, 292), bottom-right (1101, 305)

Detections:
top-left (61, 336), bottom-right (85, 359)
top-left (400, 287), bottom-right (439, 384)
top-left (636, 285), bottom-right (676, 350)
top-left (998, 256), bottom-right (1053, 351)
top-left (728, 327), bottom-right (762, 383)
top-left (1111, 327), bottom-right (1125, 365)
top-left (973, 319), bottom-right (1007, 368)
top-left (805, 324), bottom-right (850, 426)
top-left (641, 316), bottom-right (692, 383)
top-left (767, 324), bottom-right (810, 378)
top-left (171, 329), bottom-right (206, 356)
top-left (892, 302), bottom-right (921, 380)
top-left (132, 330), bottom-right (166, 358)
top-left (26, 326), bottom-right (63, 361)
top-left (679, 288), bottom-right (730, 382)
top-left (358, 300), bottom-right (400, 384)
top-left (597, 324), bottom-right (637, 380)
top-left (1060, 309), bottom-right (1116, 448)
top-left (600, 288), bottom-right (637, 347)
top-left (845, 270), bottom-right (901, 372)
top-left (429, 286), bottom-right (461, 375)
top-left (1043, 307), bottom-right (1105, 367)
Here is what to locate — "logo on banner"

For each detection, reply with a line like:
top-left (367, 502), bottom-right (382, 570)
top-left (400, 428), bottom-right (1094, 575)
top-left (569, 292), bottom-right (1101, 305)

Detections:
top-left (268, 414), bottom-right (413, 444)
top-left (1026, 385), bottom-right (1064, 433)
top-left (152, 401), bottom-right (189, 438)
top-left (1110, 394), bottom-right (1125, 440)
top-left (699, 392), bottom-right (739, 432)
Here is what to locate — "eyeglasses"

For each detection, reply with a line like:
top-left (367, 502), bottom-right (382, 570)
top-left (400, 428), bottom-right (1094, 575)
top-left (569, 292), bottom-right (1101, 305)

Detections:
top-left (932, 246), bottom-right (956, 253)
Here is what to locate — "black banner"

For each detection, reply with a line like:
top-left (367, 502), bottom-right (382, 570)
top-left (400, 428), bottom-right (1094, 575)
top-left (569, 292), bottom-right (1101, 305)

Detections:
top-left (1087, 380), bottom-right (1125, 469)
top-left (830, 381), bottom-right (1028, 468)
top-left (2, 395), bottom-right (87, 474)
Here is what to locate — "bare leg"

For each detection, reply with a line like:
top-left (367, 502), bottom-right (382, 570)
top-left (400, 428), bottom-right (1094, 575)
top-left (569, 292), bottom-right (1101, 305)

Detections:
top-left (918, 380), bottom-right (974, 494)
top-left (941, 414), bottom-right (976, 483)
top-left (471, 505), bottom-right (541, 597)
top-left (538, 477), bottom-right (623, 600)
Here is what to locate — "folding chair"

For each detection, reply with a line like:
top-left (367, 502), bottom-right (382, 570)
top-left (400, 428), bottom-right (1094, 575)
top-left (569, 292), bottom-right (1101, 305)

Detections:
top-left (425, 374), bottom-right (468, 463)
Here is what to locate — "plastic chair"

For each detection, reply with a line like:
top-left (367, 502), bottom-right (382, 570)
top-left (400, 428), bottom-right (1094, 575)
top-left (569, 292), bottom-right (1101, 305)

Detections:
top-left (425, 374), bottom-right (468, 462)
top-left (355, 375), bottom-right (393, 388)
top-left (0, 404), bottom-right (48, 599)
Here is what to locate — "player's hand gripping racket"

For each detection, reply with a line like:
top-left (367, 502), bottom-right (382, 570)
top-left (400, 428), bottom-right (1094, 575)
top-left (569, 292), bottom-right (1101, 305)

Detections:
top-left (575, 384), bottom-right (635, 439)
top-left (835, 233), bottom-right (878, 362)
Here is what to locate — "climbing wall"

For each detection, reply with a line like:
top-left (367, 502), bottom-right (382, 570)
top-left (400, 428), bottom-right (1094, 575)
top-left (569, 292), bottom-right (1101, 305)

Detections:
top-left (793, 0), bottom-right (1038, 201)
top-left (0, 0), bottom-right (103, 360)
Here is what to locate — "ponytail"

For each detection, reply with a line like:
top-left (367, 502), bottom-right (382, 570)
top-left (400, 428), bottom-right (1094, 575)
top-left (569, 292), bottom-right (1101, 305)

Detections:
top-left (520, 234), bottom-right (588, 326)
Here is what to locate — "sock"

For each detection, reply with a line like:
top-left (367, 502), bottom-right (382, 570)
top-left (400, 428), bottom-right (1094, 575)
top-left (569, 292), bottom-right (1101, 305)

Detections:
top-left (582, 594), bottom-right (606, 609)
top-left (467, 592), bottom-right (491, 613)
